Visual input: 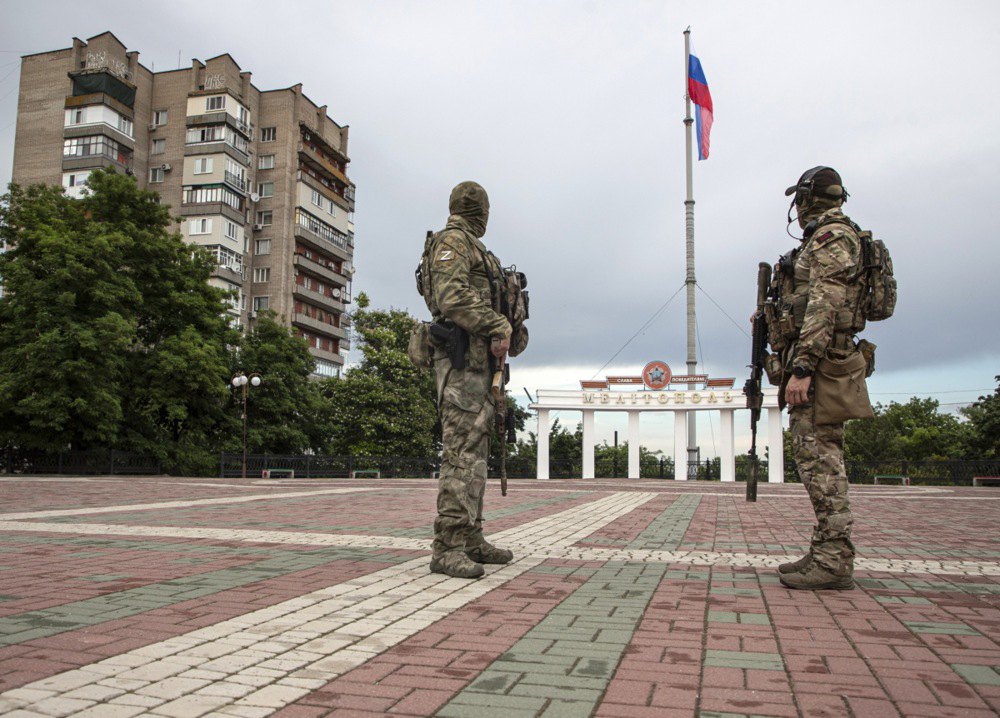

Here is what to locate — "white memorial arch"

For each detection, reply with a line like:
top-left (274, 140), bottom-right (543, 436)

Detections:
top-left (529, 373), bottom-right (783, 482)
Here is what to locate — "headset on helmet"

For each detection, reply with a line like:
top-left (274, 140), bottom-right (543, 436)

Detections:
top-left (785, 166), bottom-right (849, 205)
top-left (785, 166), bottom-right (849, 239)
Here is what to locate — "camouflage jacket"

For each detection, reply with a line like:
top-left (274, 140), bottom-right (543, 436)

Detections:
top-left (424, 215), bottom-right (512, 342)
top-left (789, 208), bottom-right (865, 372)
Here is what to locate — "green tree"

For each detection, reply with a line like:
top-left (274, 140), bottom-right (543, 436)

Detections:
top-left (844, 397), bottom-right (972, 462)
top-left (319, 293), bottom-right (438, 457)
top-left (0, 170), bottom-right (235, 470)
top-left (236, 312), bottom-right (325, 455)
top-left (962, 376), bottom-right (1000, 458)
top-left (0, 182), bottom-right (135, 450)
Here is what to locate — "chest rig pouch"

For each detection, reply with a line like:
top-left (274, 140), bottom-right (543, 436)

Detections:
top-left (766, 246), bottom-right (800, 352)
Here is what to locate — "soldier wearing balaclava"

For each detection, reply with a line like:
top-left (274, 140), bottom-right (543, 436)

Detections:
top-left (418, 181), bottom-right (528, 578)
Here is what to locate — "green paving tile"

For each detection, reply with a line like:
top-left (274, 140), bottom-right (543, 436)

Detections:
top-left (905, 621), bottom-right (981, 636)
top-left (704, 650), bottom-right (784, 671)
top-left (874, 595), bottom-right (933, 605)
top-left (540, 699), bottom-right (597, 718)
top-left (951, 664), bottom-right (1000, 686)
top-left (710, 587), bottom-right (762, 597)
top-left (707, 610), bottom-right (739, 623)
top-left (627, 494), bottom-right (702, 550)
top-left (0, 545), bottom-right (405, 647)
top-left (84, 575), bottom-right (129, 583)
top-left (438, 561), bottom-right (668, 717)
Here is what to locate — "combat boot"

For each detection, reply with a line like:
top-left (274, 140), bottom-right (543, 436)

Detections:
top-left (778, 552), bottom-right (812, 574)
top-left (466, 541), bottom-right (513, 565)
top-left (779, 561), bottom-right (854, 591)
top-left (430, 552), bottom-right (484, 579)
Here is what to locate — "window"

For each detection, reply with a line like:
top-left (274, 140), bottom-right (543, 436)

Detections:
top-left (183, 185), bottom-right (243, 210)
top-left (118, 115), bottom-right (133, 137)
top-left (189, 218), bottom-right (212, 235)
top-left (260, 126), bottom-right (276, 142)
top-left (253, 296), bottom-right (269, 311)
top-left (206, 95), bottom-right (226, 112)
top-left (225, 221), bottom-right (238, 240)
top-left (149, 167), bottom-right (164, 183)
top-left (328, 199), bottom-right (337, 216)
top-left (253, 267), bottom-right (270, 283)
top-left (255, 239), bottom-right (271, 255)
top-left (194, 157), bottom-right (213, 174)
top-left (237, 105), bottom-right (249, 125)
top-left (64, 172), bottom-right (87, 187)
top-left (311, 189), bottom-right (323, 208)
top-left (256, 210), bottom-right (272, 226)
top-left (153, 110), bottom-right (168, 126)
top-left (258, 154), bottom-right (274, 170)
top-left (68, 108), bottom-right (84, 125)
top-left (63, 136), bottom-right (129, 164)
top-left (314, 360), bottom-right (340, 378)
top-left (151, 138), bottom-right (166, 154)
top-left (257, 182), bottom-right (274, 198)
top-left (186, 125), bottom-right (225, 144)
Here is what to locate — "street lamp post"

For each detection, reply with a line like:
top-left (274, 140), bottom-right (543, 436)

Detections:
top-left (231, 373), bottom-right (262, 479)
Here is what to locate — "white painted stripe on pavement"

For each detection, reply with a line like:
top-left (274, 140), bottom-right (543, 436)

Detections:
top-left (0, 492), bottom-right (656, 718)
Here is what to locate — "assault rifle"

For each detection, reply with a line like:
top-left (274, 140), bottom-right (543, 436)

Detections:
top-left (743, 262), bottom-right (772, 503)
top-left (491, 344), bottom-right (514, 497)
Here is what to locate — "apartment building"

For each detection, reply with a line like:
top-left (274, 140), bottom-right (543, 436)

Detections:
top-left (11, 31), bottom-right (355, 377)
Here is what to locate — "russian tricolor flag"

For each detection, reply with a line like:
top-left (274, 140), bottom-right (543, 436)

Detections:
top-left (688, 50), bottom-right (713, 160)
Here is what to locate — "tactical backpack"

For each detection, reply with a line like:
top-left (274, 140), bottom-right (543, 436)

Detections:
top-left (855, 230), bottom-right (896, 322)
top-left (810, 217), bottom-right (897, 324)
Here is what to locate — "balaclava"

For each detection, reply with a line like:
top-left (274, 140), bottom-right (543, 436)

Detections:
top-left (448, 181), bottom-right (490, 238)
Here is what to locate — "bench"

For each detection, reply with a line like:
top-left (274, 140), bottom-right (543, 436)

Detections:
top-left (350, 470), bottom-right (381, 479)
top-left (973, 476), bottom-right (1000, 487)
top-left (261, 469), bottom-right (294, 479)
top-left (874, 474), bottom-right (910, 486)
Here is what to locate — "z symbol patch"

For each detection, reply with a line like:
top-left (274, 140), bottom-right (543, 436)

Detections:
top-left (438, 250), bottom-right (454, 261)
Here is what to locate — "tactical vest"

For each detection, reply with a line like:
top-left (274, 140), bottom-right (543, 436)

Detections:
top-left (768, 214), bottom-right (869, 352)
top-left (415, 229), bottom-right (529, 334)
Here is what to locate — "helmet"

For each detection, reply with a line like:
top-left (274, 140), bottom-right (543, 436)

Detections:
top-left (784, 166), bottom-right (848, 205)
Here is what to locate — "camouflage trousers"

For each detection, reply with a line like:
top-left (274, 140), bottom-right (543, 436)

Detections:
top-left (789, 403), bottom-right (855, 575)
top-left (432, 352), bottom-right (496, 559)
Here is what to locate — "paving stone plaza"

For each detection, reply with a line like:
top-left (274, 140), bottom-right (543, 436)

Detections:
top-left (1, 476), bottom-right (999, 717)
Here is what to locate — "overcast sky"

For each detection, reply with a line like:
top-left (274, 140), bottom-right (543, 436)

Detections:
top-left (2, 1), bottom-right (998, 456)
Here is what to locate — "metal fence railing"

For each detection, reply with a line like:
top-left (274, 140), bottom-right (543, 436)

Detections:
top-left (220, 453), bottom-right (442, 479)
top-left (4, 448), bottom-right (997, 486)
top-left (2, 449), bottom-right (161, 476)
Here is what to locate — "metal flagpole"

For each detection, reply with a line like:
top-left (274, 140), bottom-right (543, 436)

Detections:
top-left (683, 27), bottom-right (699, 477)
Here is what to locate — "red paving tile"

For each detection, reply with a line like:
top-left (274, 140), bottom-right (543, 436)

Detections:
top-left (0, 476), bottom-right (999, 717)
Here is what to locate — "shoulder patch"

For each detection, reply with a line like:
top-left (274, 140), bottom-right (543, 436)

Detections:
top-left (816, 231), bottom-right (834, 243)
top-left (437, 248), bottom-right (454, 262)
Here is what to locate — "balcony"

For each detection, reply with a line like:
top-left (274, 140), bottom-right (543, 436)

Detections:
top-left (211, 264), bottom-right (244, 285)
top-left (292, 312), bottom-right (349, 343)
top-left (186, 110), bottom-right (253, 140)
top-left (293, 209), bottom-right (352, 261)
top-left (62, 142), bottom-right (132, 173)
top-left (292, 253), bottom-right (349, 287)
top-left (223, 170), bottom-right (247, 194)
top-left (292, 283), bottom-right (345, 314)
top-left (308, 345), bottom-right (345, 367)
top-left (298, 142), bottom-right (350, 187)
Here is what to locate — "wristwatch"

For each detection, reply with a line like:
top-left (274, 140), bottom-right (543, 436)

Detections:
top-left (791, 365), bottom-right (813, 379)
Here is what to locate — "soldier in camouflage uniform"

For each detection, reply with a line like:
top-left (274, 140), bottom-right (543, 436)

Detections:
top-left (422, 181), bottom-right (526, 579)
top-left (774, 166), bottom-right (869, 591)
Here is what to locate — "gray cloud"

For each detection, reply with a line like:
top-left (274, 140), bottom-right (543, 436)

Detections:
top-left (2, 0), bottom-right (998, 400)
